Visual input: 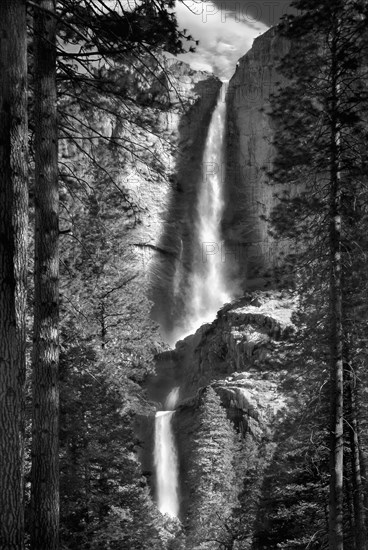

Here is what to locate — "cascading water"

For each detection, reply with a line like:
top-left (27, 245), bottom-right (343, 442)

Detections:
top-left (154, 388), bottom-right (180, 517)
top-left (154, 85), bottom-right (234, 517)
top-left (172, 83), bottom-right (234, 343)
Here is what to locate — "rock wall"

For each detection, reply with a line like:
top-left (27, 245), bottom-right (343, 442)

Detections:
top-left (108, 59), bottom-right (221, 312)
top-left (223, 27), bottom-right (290, 288)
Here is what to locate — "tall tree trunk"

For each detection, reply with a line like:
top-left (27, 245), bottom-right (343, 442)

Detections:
top-left (359, 447), bottom-right (368, 522)
top-left (328, 20), bottom-right (344, 550)
top-left (30, 1), bottom-right (59, 549)
top-left (346, 363), bottom-right (367, 550)
top-left (328, 121), bottom-right (344, 550)
top-left (0, 1), bottom-right (28, 548)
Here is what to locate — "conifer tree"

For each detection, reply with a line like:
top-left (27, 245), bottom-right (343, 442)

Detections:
top-left (30, 2), bottom-right (59, 549)
top-left (186, 387), bottom-right (237, 549)
top-left (269, 1), bottom-right (368, 547)
top-left (0, 1), bottom-right (28, 547)
top-left (59, 343), bottom-right (175, 550)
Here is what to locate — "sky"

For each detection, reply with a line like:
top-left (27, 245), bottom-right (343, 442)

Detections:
top-left (212, 0), bottom-right (292, 26)
top-left (175, 0), bottom-right (292, 79)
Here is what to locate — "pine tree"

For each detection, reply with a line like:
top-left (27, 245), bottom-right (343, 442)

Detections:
top-left (186, 387), bottom-right (237, 550)
top-left (58, 339), bottom-right (175, 550)
top-left (269, 1), bottom-right (368, 547)
top-left (0, 1), bottom-right (28, 547)
top-left (30, 2), bottom-right (60, 549)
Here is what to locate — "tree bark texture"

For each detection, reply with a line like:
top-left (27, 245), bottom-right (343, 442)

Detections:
top-left (0, 1), bottom-right (28, 548)
top-left (30, 1), bottom-right (60, 549)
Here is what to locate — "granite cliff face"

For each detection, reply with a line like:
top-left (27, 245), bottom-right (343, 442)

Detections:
top-left (106, 58), bottom-right (221, 299)
top-left (223, 27), bottom-right (290, 288)
top-left (149, 291), bottom-right (295, 401)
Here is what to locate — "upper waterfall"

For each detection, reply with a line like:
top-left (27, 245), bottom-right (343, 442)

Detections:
top-left (171, 83), bottom-right (234, 343)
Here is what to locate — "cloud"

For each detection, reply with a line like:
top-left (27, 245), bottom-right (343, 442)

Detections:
top-left (211, 0), bottom-right (293, 27)
top-left (175, 0), bottom-right (268, 79)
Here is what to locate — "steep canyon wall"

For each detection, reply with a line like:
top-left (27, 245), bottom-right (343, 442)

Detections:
top-left (60, 55), bottom-right (221, 329)
top-left (224, 27), bottom-right (290, 289)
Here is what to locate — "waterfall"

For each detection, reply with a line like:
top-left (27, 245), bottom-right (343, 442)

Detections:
top-left (189, 83), bottom-right (231, 322)
top-left (172, 84), bottom-right (233, 343)
top-left (154, 388), bottom-right (180, 517)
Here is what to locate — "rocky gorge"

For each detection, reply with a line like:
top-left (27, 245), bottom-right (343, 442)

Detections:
top-left (128, 26), bottom-right (304, 527)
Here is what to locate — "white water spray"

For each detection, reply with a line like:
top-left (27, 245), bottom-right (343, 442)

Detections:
top-left (154, 387), bottom-right (180, 517)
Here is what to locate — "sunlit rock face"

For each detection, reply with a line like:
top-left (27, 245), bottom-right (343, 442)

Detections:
top-left (212, 371), bottom-right (286, 440)
top-left (141, 289), bottom-right (300, 518)
top-left (151, 291), bottom-right (295, 401)
top-left (223, 27), bottom-right (291, 288)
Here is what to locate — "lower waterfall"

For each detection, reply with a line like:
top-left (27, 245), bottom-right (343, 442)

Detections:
top-left (154, 388), bottom-right (180, 517)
